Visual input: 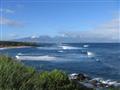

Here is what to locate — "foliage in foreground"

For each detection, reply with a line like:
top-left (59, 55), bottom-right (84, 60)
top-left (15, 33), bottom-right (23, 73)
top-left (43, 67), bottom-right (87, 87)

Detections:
top-left (0, 55), bottom-right (93, 90)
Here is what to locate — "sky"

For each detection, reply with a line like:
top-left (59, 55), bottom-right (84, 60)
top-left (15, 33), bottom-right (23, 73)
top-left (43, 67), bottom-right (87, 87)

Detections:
top-left (0, 0), bottom-right (120, 42)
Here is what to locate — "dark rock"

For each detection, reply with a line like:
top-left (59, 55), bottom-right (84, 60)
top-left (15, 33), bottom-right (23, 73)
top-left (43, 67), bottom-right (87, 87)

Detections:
top-left (69, 73), bottom-right (120, 89)
top-left (77, 73), bottom-right (87, 81)
top-left (69, 73), bottom-right (91, 81)
top-left (77, 73), bottom-right (91, 81)
top-left (89, 80), bottom-right (98, 87)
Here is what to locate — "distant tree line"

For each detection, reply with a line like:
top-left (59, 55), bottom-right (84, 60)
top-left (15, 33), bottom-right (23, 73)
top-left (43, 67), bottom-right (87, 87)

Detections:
top-left (0, 41), bottom-right (38, 47)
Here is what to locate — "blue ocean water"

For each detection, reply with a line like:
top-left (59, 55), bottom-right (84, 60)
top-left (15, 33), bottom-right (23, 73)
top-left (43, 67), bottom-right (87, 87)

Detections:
top-left (0, 43), bottom-right (120, 81)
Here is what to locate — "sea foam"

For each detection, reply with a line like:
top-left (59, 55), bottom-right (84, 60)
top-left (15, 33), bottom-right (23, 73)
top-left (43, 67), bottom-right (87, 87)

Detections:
top-left (59, 45), bottom-right (82, 50)
top-left (16, 55), bottom-right (57, 61)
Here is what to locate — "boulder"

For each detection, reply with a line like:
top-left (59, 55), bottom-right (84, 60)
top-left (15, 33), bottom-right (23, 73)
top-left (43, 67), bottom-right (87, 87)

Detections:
top-left (69, 73), bottom-right (91, 81)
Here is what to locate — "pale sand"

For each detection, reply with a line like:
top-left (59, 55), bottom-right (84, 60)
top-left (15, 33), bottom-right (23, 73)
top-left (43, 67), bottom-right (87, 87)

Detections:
top-left (0, 46), bottom-right (32, 50)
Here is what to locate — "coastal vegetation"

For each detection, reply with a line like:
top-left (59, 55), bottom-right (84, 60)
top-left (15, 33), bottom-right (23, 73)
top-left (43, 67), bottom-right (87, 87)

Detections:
top-left (0, 55), bottom-right (93, 90)
top-left (0, 41), bottom-right (38, 48)
top-left (0, 55), bottom-right (119, 90)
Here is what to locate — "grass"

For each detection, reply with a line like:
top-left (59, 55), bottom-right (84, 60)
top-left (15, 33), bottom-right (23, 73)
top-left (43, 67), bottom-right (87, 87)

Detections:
top-left (1, 55), bottom-right (119, 90)
top-left (0, 55), bottom-right (93, 90)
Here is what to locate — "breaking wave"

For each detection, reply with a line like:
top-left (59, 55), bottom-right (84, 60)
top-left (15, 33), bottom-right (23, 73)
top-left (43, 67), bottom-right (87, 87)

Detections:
top-left (87, 51), bottom-right (95, 57)
top-left (36, 47), bottom-right (58, 50)
top-left (92, 78), bottom-right (120, 87)
top-left (59, 45), bottom-right (82, 50)
top-left (83, 45), bottom-right (89, 48)
top-left (58, 50), bottom-right (64, 53)
top-left (16, 55), bottom-right (57, 61)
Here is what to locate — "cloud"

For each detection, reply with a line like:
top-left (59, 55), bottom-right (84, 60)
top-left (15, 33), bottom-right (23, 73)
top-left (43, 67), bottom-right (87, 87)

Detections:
top-left (60, 18), bottom-right (120, 42)
top-left (93, 18), bottom-right (119, 40)
top-left (0, 8), bottom-right (15, 14)
top-left (9, 34), bottom-right (19, 37)
top-left (0, 17), bottom-right (24, 27)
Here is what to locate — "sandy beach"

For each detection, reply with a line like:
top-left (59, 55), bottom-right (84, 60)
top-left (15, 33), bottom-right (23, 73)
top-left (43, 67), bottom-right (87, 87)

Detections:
top-left (0, 46), bottom-right (32, 50)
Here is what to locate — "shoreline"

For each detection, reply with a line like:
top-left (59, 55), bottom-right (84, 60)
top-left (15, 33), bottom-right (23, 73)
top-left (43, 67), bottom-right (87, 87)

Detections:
top-left (69, 73), bottom-right (120, 89)
top-left (0, 46), bottom-right (32, 50)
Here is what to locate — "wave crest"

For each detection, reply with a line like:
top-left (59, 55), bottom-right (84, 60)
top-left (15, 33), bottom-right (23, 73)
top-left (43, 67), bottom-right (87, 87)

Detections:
top-left (59, 45), bottom-right (82, 50)
top-left (16, 55), bottom-right (57, 61)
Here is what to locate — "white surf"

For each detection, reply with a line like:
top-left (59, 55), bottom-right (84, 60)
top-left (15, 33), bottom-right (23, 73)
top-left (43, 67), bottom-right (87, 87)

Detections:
top-left (16, 55), bottom-right (57, 61)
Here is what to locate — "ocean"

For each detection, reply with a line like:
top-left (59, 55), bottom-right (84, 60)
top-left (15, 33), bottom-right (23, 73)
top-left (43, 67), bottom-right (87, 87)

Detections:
top-left (0, 43), bottom-right (120, 81)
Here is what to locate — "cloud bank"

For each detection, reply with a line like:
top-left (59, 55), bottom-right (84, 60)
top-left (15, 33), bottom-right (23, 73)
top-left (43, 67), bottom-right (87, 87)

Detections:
top-left (61, 18), bottom-right (120, 42)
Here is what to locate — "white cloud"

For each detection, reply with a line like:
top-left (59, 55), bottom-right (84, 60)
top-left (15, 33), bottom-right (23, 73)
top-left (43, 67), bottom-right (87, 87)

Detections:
top-left (0, 8), bottom-right (15, 14)
top-left (9, 34), bottom-right (18, 37)
top-left (0, 17), bottom-right (24, 27)
top-left (61, 18), bottom-right (120, 42)
top-left (93, 18), bottom-right (119, 40)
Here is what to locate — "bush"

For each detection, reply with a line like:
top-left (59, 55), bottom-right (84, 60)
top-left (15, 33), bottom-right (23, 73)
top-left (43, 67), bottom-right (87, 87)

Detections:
top-left (0, 55), bottom-right (93, 90)
top-left (36, 70), bottom-right (70, 90)
top-left (0, 55), bottom-right (36, 90)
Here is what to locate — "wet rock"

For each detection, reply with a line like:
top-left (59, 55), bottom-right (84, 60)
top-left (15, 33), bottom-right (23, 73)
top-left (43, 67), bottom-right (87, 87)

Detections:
top-left (69, 73), bottom-right (120, 89)
top-left (77, 73), bottom-right (91, 81)
top-left (80, 82), bottom-right (95, 88)
top-left (113, 83), bottom-right (120, 87)
top-left (69, 73), bottom-right (91, 81)
top-left (69, 73), bottom-right (78, 80)
top-left (89, 79), bottom-right (98, 87)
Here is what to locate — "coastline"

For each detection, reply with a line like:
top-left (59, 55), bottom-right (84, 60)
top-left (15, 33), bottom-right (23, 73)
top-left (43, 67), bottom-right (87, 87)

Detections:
top-left (0, 46), bottom-right (32, 50)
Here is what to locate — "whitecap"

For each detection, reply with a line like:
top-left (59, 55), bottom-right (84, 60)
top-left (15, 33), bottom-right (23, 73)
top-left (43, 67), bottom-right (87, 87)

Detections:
top-left (59, 45), bottom-right (82, 50)
top-left (91, 78), bottom-right (120, 87)
top-left (0, 48), bottom-right (5, 50)
top-left (83, 45), bottom-right (89, 48)
top-left (37, 47), bottom-right (58, 50)
top-left (16, 55), bottom-right (57, 61)
top-left (87, 51), bottom-right (95, 57)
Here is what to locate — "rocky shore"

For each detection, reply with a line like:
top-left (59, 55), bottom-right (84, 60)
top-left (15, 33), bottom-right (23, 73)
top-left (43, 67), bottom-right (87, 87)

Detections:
top-left (69, 73), bottom-right (120, 90)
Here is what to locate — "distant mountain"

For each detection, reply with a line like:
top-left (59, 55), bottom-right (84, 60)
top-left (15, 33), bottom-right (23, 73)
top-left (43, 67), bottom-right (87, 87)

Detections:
top-left (15, 36), bottom-right (52, 43)
top-left (15, 35), bottom-right (120, 43)
top-left (15, 35), bottom-right (83, 43)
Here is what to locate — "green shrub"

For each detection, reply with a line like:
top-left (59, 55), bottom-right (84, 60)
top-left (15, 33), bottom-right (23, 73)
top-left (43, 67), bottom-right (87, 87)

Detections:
top-left (0, 55), bottom-right (93, 90)
top-left (35, 70), bottom-right (70, 90)
top-left (0, 55), bottom-right (36, 90)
